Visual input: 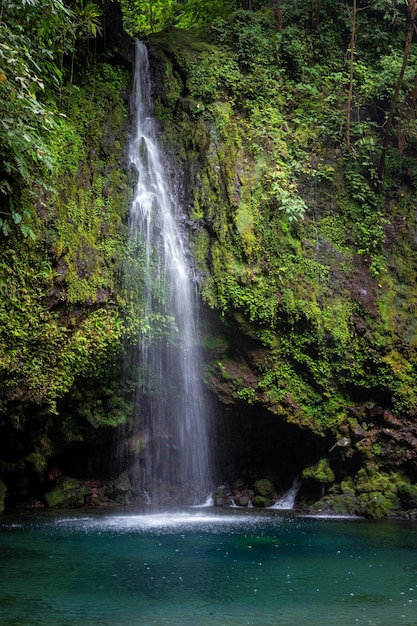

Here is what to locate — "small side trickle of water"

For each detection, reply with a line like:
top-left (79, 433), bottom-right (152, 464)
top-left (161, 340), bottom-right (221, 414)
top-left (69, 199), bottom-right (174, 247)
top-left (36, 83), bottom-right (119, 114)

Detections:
top-left (125, 41), bottom-right (215, 504)
top-left (271, 477), bottom-right (301, 510)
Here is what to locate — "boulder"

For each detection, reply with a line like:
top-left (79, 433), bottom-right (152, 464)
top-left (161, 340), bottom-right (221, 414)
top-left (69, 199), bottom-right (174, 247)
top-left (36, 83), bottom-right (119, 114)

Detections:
top-left (44, 476), bottom-right (89, 508)
top-left (252, 495), bottom-right (272, 508)
top-left (105, 471), bottom-right (133, 504)
top-left (397, 483), bottom-right (417, 510)
top-left (356, 491), bottom-right (399, 518)
top-left (253, 478), bottom-right (275, 498)
top-left (302, 458), bottom-right (335, 484)
top-left (235, 495), bottom-right (250, 506)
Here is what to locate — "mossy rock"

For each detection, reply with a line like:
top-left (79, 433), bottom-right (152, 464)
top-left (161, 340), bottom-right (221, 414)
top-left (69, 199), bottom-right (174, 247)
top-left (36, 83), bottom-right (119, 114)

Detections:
top-left (254, 478), bottom-right (275, 498)
top-left (25, 452), bottom-right (47, 473)
top-left (354, 469), bottom-right (403, 509)
top-left (397, 483), bottom-right (417, 510)
top-left (44, 476), bottom-right (89, 508)
top-left (311, 494), bottom-right (357, 516)
top-left (0, 479), bottom-right (6, 512)
top-left (356, 491), bottom-right (399, 518)
top-left (340, 477), bottom-right (355, 496)
top-left (252, 495), bottom-right (272, 508)
top-left (302, 458), bottom-right (335, 484)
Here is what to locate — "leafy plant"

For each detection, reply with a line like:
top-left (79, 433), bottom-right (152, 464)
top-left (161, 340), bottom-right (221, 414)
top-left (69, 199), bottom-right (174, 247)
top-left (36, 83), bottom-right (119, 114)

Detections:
top-left (0, 0), bottom-right (103, 238)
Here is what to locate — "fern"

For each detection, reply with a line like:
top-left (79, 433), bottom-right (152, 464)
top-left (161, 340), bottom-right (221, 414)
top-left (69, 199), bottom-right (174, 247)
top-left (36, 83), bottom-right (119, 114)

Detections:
top-left (12, 150), bottom-right (30, 181)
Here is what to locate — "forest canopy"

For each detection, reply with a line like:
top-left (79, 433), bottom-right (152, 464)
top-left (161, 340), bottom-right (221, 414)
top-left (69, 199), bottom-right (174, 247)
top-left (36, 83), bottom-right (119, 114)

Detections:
top-left (119, 0), bottom-right (409, 35)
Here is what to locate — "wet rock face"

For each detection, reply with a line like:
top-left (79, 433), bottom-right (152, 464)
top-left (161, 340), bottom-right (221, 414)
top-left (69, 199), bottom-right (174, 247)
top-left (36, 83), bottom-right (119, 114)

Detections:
top-left (105, 471), bottom-right (133, 505)
top-left (341, 404), bottom-right (417, 479)
top-left (5, 12), bottom-right (417, 517)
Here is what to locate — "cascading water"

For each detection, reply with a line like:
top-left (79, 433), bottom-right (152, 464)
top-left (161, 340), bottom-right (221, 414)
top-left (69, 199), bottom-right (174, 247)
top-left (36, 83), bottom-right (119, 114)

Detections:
top-left (270, 476), bottom-right (301, 510)
top-left (126, 41), bottom-right (214, 503)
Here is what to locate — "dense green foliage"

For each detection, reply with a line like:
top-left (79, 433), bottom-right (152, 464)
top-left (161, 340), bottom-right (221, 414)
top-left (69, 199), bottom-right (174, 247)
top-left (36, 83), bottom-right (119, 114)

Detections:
top-left (120, 0), bottom-right (243, 34)
top-left (0, 0), bottom-right (103, 234)
top-left (148, 1), bottom-right (417, 489)
top-left (0, 0), bottom-right (135, 489)
top-left (0, 57), bottom-right (131, 447)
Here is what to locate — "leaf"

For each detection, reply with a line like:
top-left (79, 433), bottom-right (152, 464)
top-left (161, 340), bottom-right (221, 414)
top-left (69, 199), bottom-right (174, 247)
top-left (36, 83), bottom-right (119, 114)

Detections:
top-left (11, 210), bottom-right (22, 224)
top-left (20, 224), bottom-right (36, 240)
top-left (1, 220), bottom-right (12, 236)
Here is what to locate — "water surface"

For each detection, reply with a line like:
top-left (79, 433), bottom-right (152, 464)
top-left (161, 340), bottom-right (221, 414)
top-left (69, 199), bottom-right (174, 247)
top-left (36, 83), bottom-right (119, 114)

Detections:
top-left (0, 508), bottom-right (416, 625)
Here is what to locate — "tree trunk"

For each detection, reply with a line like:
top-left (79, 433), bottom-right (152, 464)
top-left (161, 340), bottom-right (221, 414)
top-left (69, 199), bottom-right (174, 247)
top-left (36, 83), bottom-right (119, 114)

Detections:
top-left (311, 0), bottom-right (323, 29)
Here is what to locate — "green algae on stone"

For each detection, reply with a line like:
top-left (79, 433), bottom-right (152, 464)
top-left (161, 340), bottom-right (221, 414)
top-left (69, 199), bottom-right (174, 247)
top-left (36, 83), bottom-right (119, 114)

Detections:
top-left (302, 458), bottom-right (335, 485)
top-left (44, 476), bottom-right (89, 508)
top-left (254, 478), bottom-right (275, 498)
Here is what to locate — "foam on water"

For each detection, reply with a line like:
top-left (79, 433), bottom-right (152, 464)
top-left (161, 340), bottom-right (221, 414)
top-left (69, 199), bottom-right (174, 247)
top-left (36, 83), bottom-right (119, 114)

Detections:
top-left (46, 510), bottom-right (286, 535)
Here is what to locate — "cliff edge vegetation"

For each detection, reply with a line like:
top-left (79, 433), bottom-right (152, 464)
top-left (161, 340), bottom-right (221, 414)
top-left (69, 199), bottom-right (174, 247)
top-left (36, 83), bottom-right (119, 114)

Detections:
top-left (0, 0), bottom-right (135, 507)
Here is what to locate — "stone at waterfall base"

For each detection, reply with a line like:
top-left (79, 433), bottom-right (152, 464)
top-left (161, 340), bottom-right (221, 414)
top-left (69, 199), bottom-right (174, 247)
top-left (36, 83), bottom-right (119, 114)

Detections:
top-left (104, 471), bottom-right (133, 504)
top-left (44, 476), bottom-right (91, 508)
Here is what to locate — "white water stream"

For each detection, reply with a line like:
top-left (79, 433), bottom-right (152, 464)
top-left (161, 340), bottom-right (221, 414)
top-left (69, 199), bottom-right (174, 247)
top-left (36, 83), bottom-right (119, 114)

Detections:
top-left (127, 41), bottom-right (213, 503)
top-left (271, 476), bottom-right (301, 509)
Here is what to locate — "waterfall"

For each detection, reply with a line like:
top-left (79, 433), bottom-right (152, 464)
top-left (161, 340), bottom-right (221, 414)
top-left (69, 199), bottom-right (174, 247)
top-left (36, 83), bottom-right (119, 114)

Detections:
top-left (126, 41), bottom-right (214, 504)
top-left (271, 477), bottom-right (301, 510)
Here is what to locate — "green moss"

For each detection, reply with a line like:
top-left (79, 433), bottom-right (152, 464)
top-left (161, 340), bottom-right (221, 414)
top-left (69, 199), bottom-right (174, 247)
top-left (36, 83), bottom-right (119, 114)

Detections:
top-left (252, 495), bottom-right (272, 507)
top-left (302, 458), bottom-right (335, 484)
top-left (355, 468), bottom-right (399, 495)
top-left (397, 483), bottom-right (417, 510)
top-left (356, 492), bottom-right (398, 519)
top-left (151, 14), bottom-right (417, 450)
top-left (25, 452), bottom-right (47, 473)
top-left (341, 478), bottom-right (355, 496)
top-left (0, 57), bottom-right (133, 480)
top-left (254, 478), bottom-right (275, 498)
top-left (44, 476), bottom-right (88, 508)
